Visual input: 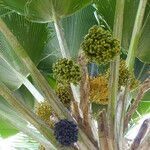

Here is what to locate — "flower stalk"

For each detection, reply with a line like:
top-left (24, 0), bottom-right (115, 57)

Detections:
top-left (97, 109), bottom-right (109, 150)
top-left (78, 54), bottom-right (95, 143)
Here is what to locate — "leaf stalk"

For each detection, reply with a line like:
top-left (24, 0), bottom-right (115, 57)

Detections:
top-left (126, 0), bottom-right (148, 72)
top-left (107, 0), bottom-right (125, 149)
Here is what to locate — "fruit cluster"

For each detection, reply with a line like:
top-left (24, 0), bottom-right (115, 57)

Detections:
top-left (53, 58), bottom-right (82, 85)
top-left (118, 60), bottom-right (130, 88)
top-left (54, 119), bottom-right (78, 146)
top-left (90, 75), bottom-right (108, 105)
top-left (106, 60), bottom-right (139, 89)
top-left (130, 73), bottom-right (140, 90)
top-left (81, 25), bottom-right (120, 64)
top-left (35, 101), bottom-right (54, 127)
top-left (55, 84), bottom-right (71, 109)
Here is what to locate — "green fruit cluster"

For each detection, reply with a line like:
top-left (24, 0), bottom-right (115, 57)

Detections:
top-left (81, 25), bottom-right (120, 64)
top-left (106, 60), bottom-right (140, 90)
top-left (53, 58), bottom-right (82, 85)
top-left (35, 101), bottom-right (54, 127)
top-left (118, 60), bottom-right (130, 88)
top-left (130, 74), bottom-right (140, 90)
top-left (119, 61), bottom-right (140, 89)
top-left (55, 84), bottom-right (71, 108)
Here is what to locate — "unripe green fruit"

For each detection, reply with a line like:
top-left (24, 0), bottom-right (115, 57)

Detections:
top-left (55, 84), bottom-right (71, 108)
top-left (106, 60), bottom-right (140, 89)
top-left (130, 74), bottom-right (140, 90)
top-left (81, 25), bottom-right (120, 64)
top-left (35, 101), bottom-right (54, 127)
top-left (118, 60), bottom-right (130, 88)
top-left (119, 60), bottom-right (140, 90)
top-left (53, 58), bottom-right (82, 85)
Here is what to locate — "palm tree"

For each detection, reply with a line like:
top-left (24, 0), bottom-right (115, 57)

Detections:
top-left (0, 0), bottom-right (150, 150)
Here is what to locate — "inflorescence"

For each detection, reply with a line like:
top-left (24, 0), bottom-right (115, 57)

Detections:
top-left (53, 58), bottom-right (82, 85)
top-left (35, 101), bottom-right (54, 127)
top-left (54, 119), bottom-right (78, 146)
top-left (90, 75), bottom-right (108, 105)
top-left (81, 25), bottom-right (120, 64)
top-left (55, 84), bottom-right (71, 109)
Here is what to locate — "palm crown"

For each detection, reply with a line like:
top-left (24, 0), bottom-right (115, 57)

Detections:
top-left (0, 0), bottom-right (150, 150)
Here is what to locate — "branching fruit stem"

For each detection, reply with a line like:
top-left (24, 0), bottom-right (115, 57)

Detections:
top-left (98, 110), bottom-right (109, 150)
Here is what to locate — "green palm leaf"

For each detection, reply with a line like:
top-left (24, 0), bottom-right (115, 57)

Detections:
top-left (0, 82), bottom-right (35, 138)
top-left (0, 0), bottom-right (92, 22)
top-left (0, 12), bottom-right (52, 90)
top-left (0, 117), bottom-right (18, 138)
top-left (62, 5), bottom-right (97, 58)
top-left (132, 90), bottom-right (150, 123)
top-left (0, 7), bottom-right (12, 16)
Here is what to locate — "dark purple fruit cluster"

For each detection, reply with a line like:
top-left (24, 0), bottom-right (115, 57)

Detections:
top-left (54, 119), bottom-right (78, 146)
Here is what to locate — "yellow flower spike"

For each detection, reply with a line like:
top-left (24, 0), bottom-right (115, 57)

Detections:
top-left (90, 75), bottom-right (109, 105)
